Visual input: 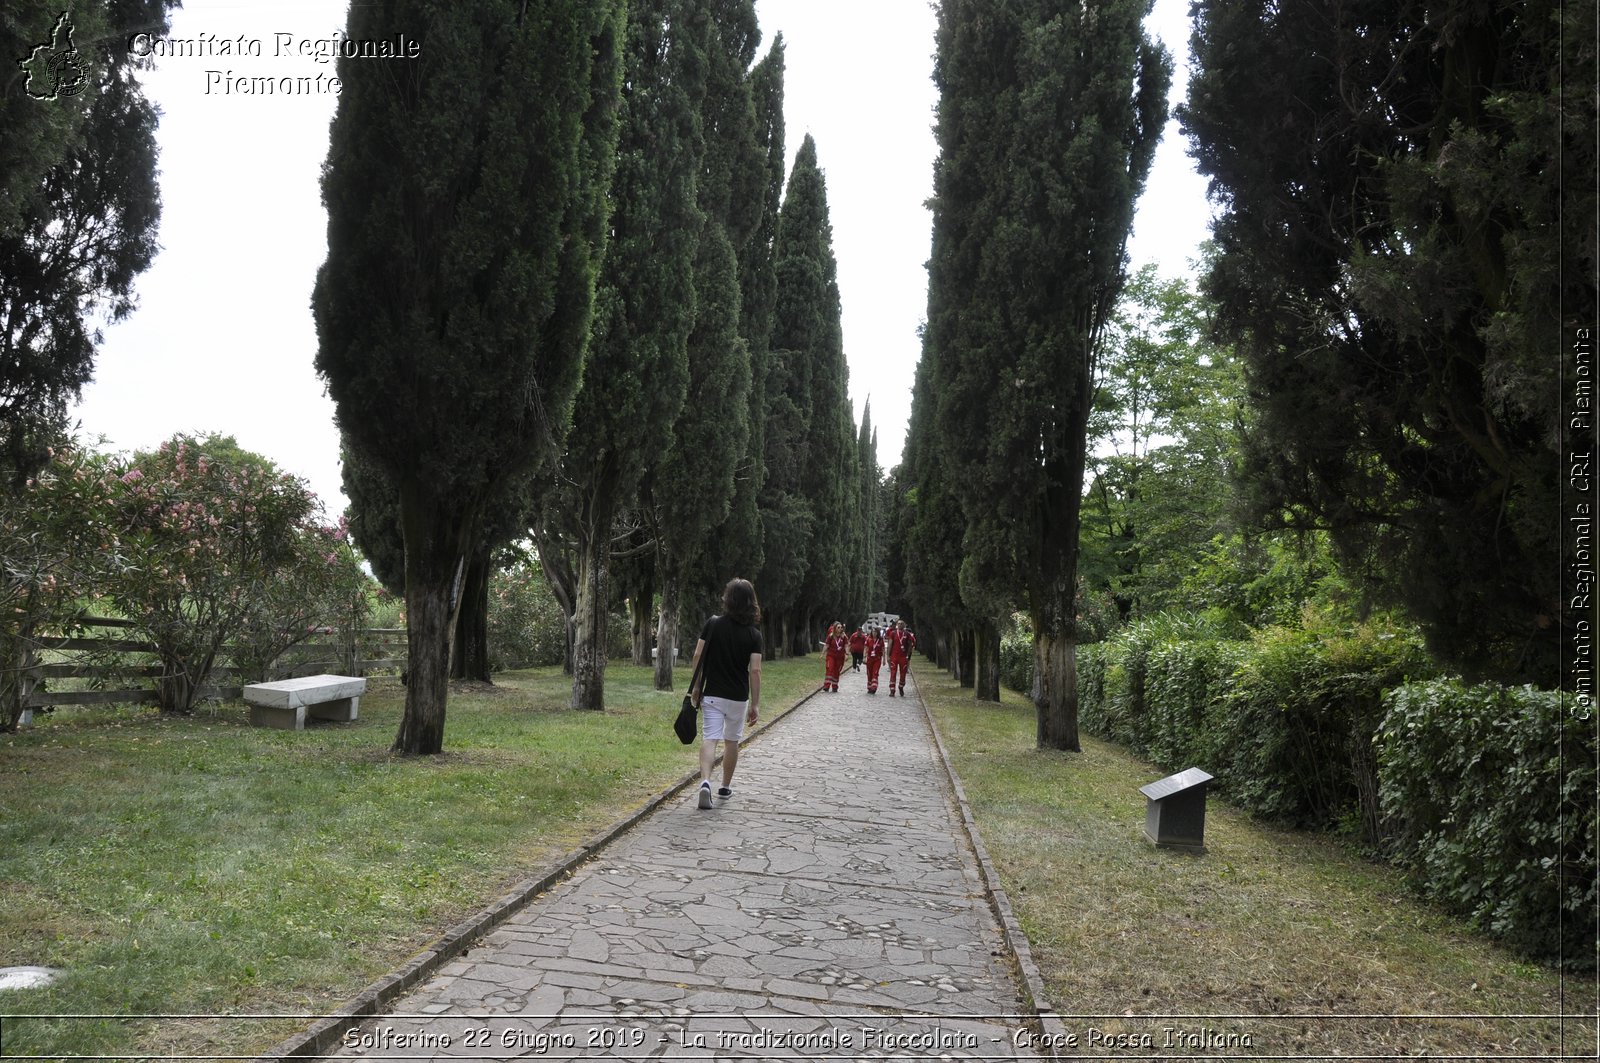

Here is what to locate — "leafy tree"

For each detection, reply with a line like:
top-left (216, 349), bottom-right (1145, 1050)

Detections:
top-left (0, 441), bottom-right (117, 729)
top-left (923, 0), bottom-right (1170, 749)
top-left (855, 402), bottom-right (885, 617)
top-left (1081, 265), bottom-right (1245, 622)
top-left (342, 436), bottom-right (538, 682)
top-left (487, 552), bottom-right (568, 671)
top-left (532, 0), bottom-right (706, 712)
top-left (650, 223), bottom-right (751, 687)
top-left (0, 1), bottom-right (179, 485)
top-left (314, 0), bottom-right (624, 752)
top-left (1179, 0), bottom-right (1593, 685)
top-left (339, 444), bottom-right (404, 597)
top-left (99, 434), bottom-right (363, 712)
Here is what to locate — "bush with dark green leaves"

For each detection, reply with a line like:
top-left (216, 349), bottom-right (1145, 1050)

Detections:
top-left (1211, 615), bottom-right (1432, 834)
top-left (999, 617), bottom-right (1036, 696)
top-left (1079, 614), bottom-right (1241, 759)
top-left (1379, 679), bottom-right (1597, 968)
top-left (1080, 611), bottom-right (1432, 837)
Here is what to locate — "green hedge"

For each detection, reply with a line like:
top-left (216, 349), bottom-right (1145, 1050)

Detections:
top-left (1075, 614), bottom-right (1592, 967)
top-left (1080, 614), bottom-right (1430, 832)
top-left (1379, 679), bottom-right (1597, 968)
top-left (1000, 622), bottom-right (1036, 696)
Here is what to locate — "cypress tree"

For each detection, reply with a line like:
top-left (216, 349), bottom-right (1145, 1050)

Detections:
top-left (648, 2), bottom-right (767, 689)
top-left (720, 38), bottom-right (787, 589)
top-left (532, 0), bottom-right (706, 711)
top-left (314, 0), bottom-right (624, 753)
top-left (651, 223), bottom-right (751, 686)
top-left (763, 135), bottom-right (851, 652)
top-left (924, 0), bottom-right (1170, 749)
top-left (1179, 0), bottom-right (1590, 684)
top-left (856, 401), bottom-right (883, 616)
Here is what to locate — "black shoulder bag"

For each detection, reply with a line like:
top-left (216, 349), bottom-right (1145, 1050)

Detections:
top-left (673, 635), bottom-right (705, 745)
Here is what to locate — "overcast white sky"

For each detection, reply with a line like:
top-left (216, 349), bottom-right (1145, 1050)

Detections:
top-left (78, 0), bottom-right (1210, 516)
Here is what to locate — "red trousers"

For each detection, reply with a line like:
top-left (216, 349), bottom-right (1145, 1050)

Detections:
top-left (824, 652), bottom-right (846, 691)
top-left (890, 655), bottom-right (910, 692)
top-left (866, 657), bottom-right (882, 692)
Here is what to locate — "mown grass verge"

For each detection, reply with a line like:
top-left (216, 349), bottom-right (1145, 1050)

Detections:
top-left (922, 670), bottom-right (1598, 1059)
top-left (0, 657), bottom-right (819, 1060)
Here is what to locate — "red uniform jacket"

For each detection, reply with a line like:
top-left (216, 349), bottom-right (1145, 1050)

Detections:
top-left (848, 630), bottom-right (866, 653)
top-left (864, 635), bottom-right (884, 663)
top-left (888, 628), bottom-right (917, 661)
top-left (825, 634), bottom-right (849, 658)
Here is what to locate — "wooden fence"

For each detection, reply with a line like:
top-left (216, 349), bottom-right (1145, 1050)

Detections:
top-left (14, 617), bottom-right (407, 725)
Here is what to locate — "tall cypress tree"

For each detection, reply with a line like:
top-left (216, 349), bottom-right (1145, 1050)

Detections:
top-left (924, 0), bottom-right (1169, 749)
top-left (648, 1), bottom-right (766, 690)
top-left (1179, 0), bottom-right (1589, 684)
top-left (856, 401), bottom-right (883, 616)
top-left (314, 0), bottom-right (624, 753)
top-left (650, 223), bottom-right (751, 686)
top-left (532, 0), bottom-right (706, 711)
top-left (762, 135), bottom-right (850, 652)
top-left (720, 38), bottom-right (787, 588)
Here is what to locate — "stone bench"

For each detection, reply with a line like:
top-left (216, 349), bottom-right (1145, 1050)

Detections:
top-left (243, 674), bottom-right (365, 730)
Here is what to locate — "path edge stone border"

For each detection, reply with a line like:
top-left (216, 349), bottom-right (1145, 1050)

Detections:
top-left (912, 676), bottom-right (1074, 1060)
top-left (253, 683), bottom-right (824, 1062)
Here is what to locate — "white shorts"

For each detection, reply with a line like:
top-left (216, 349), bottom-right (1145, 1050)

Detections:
top-left (701, 695), bottom-right (747, 742)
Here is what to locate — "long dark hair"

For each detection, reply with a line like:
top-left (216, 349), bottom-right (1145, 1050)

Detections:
top-left (722, 578), bottom-right (761, 626)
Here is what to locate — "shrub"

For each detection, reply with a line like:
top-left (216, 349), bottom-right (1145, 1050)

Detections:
top-left (0, 443), bottom-right (119, 729)
top-left (487, 560), bottom-right (567, 671)
top-left (999, 613), bottom-right (1035, 695)
top-left (1145, 634), bottom-right (1246, 771)
top-left (1379, 679), bottom-right (1597, 968)
top-left (1214, 613), bottom-right (1432, 833)
top-left (1081, 613), bottom-right (1239, 758)
top-left (99, 434), bottom-right (364, 710)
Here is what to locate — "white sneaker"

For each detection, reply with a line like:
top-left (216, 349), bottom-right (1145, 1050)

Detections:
top-left (697, 782), bottom-right (713, 810)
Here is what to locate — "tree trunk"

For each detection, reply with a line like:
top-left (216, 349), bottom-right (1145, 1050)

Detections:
top-left (450, 547), bottom-right (492, 682)
top-left (957, 628), bottom-right (976, 688)
top-left (974, 619), bottom-right (1001, 702)
top-left (654, 568), bottom-right (680, 691)
top-left (630, 575), bottom-right (653, 667)
top-left (571, 526), bottom-right (609, 711)
top-left (1, 623), bottom-right (32, 731)
top-left (395, 488), bottom-right (473, 755)
top-left (1034, 623), bottom-right (1080, 751)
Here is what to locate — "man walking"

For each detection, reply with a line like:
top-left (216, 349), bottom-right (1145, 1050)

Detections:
top-left (887, 619), bottom-right (916, 697)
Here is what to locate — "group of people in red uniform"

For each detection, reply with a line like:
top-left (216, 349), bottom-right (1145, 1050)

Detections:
top-left (822, 618), bottom-right (917, 697)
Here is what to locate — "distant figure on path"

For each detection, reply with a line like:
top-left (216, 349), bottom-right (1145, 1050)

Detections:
top-left (848, 626), bottom-right (866, 671)
top-left (822, 621), bottom-right (849, 692)
top-left (864, 626), bottom-right (885, 694)
top-left (887, 619), bottom-right (917, 697)
top-left (688, 578), bottom-right (763, 809)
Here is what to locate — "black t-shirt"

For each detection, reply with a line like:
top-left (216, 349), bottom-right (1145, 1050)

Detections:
top-left (697, 614), bottom-right (763, 702)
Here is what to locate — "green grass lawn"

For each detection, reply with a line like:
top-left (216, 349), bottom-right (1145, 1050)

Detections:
top-left (0, 658), bottom-right (819, 1060)
top-left (921, 670), bottom-right (1598, 1058)
top-left (4, 658), bottom-right (1594, 1061)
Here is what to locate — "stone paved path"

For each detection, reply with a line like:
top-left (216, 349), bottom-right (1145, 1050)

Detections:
top-left (328, 664), bottom-right (1041, 1061)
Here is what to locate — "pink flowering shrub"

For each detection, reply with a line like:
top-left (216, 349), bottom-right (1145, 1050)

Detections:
top-left (95, 434), bottom-right (370, 711)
